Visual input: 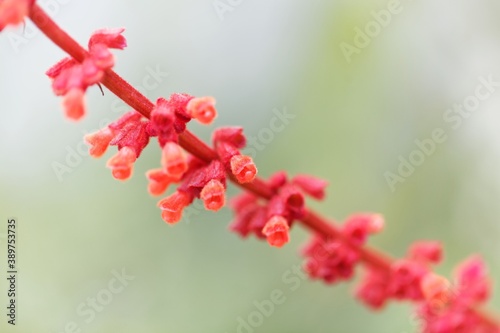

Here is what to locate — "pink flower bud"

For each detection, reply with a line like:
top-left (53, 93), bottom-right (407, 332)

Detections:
top-left (46, 57), bottom-right (76, 79)
top-left (90, 43), bottom-right (115, 70)
top-left (82, 58), bottom-right (104, 85)
top-left (355, 269), bottom-right (390, 309)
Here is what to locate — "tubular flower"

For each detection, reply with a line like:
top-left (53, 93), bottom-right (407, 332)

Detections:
top-left (161, 142), bottom-right (188, 178)
top-left (262, 215), bottom-right (290, 248)
top-left (200, 179), bottom-right (226, 211)
top-left (146, 169), bottom-right (178, 196)
top-left (157, 190), bottom-right (193, 224)
top-left (106, 147), bottom-right (137, 181)
top-left (84, 127), bottom-right (114, 158)
top-left (230, 155), bottom-right (257, 184)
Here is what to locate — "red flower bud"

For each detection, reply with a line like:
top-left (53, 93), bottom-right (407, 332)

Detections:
top-left (106, 147), bottom-right (137, 181)
top-left (0, 0), bottom-right (33, 32)
top-left (355, 269), bottom-right (390, 309)
top-left (111, 167), bottom-right (132, 180)
top-left (200, 179), bottom-right (226, 211)
top-left (88, 27), bottom-right (127, 50)
top-left (161, 142), bottom-right (188, 178)
top-left (62, 88), bottom-right (86, 121)
top-left (157, 190), bottom-right (192, 224)
top-left (388, 260), bottom-right (426, 301)
top-left (187, 96), bottom-right (217, 125)
top-left (230, 155), bottom-right (257, 184)
top-left (343, 213), bottom-right (384, 245)
top-left (146, 168), bottom-right (178, 196)
top-left (84, 127), bottom-right (114, 158)
top-left (262, 215), bottom-right (290, 248)
top-left (212, 127), bottom-right (246, 148)
top-left (408, 241), bottom-right (443, 265)
top-left (420, 273), bottom-right (451, 309)
top-left (279, 184), bottom-right (305, 218)
top-left (292, 174), bottom-right (328, 200)
top-left (267, 171), bottom-right (287, 190)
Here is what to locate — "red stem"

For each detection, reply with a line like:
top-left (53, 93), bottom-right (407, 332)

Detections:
top-left (27, 3), bottom-right (499, 329)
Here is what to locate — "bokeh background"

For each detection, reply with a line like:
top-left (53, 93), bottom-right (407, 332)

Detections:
top-left (1, 0), bottom-right (500, 332)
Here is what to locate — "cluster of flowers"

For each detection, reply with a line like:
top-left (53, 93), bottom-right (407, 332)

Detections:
top-left (83, 96), bottom-right (327, 248)
top-left (417, 256), bottom-right (494, 333)
top-left (2, 2), bottom-right (499, 332)
top-left (230, 171), bottom-right (328, 247)
top-left (46, 28), bottom-right (127, 120)
top-left (83, 92), bottom-right (261, 224)
top-left (302, 224), bottom-right (496, 333)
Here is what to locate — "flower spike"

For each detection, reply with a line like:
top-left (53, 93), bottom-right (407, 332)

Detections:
top-left (23, 4), bottom-right (500, 330)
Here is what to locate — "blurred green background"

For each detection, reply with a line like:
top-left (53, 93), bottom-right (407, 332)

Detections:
top-left (1, 0), bottom-right (500, 332)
